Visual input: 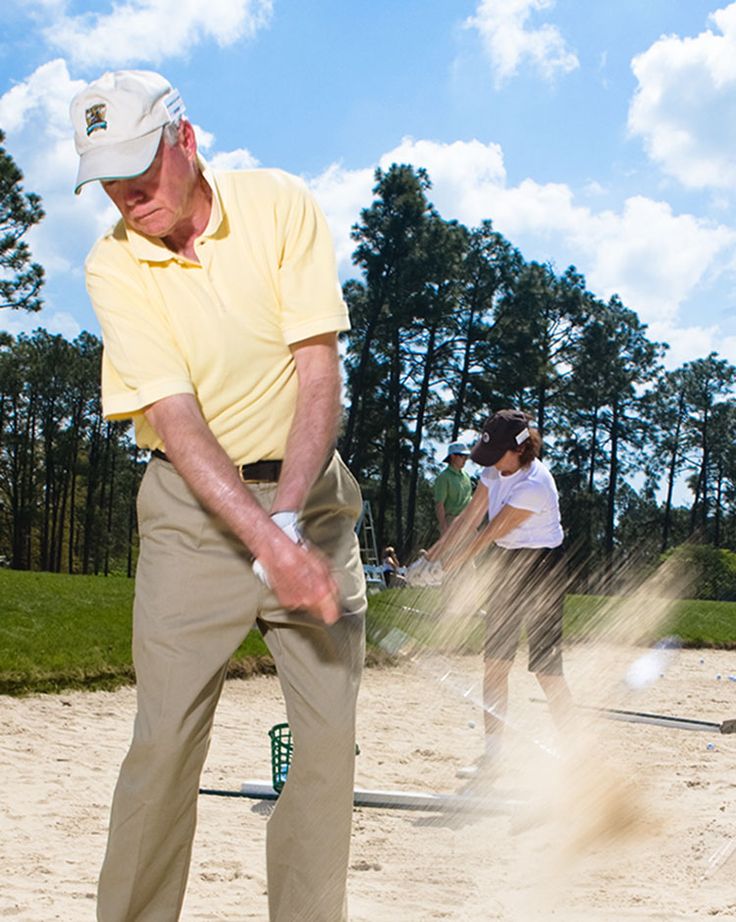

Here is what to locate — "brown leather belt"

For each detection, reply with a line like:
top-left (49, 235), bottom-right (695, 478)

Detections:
top-left (151, 449), bottom-right (282, 482)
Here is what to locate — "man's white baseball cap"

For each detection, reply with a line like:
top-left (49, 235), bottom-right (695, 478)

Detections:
top-left (70, 70), bottom-right (185, 195)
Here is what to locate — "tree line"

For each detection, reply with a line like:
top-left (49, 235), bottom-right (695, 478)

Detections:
top-left (2, 136), bottom-right (736, 585)
top-left (338, 165), bottom-right (736, 586)
top-left (0, 330), bottom-right (142, 574)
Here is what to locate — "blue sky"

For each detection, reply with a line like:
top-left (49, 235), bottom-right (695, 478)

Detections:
top-left (2, 0), bottom-right (736, 371)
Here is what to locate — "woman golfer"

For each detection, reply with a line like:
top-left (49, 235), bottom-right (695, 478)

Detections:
top-left (426, 409), bottom-right (573, 779)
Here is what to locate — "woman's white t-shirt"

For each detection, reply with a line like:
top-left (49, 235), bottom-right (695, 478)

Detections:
top-left (480, 458), bottom-right (563, 549)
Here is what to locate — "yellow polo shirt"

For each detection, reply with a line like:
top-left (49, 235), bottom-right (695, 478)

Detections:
top-left (85, 164), bottom-right (349, 465)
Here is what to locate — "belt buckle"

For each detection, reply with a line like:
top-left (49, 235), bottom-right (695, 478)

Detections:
top-left (238, 459), bottom-right (282, 483)
top-left (239, 467), bottom-right (259, 484)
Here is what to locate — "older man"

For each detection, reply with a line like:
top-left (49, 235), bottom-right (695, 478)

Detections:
top-left (70, 70), bottom-right (366, 922)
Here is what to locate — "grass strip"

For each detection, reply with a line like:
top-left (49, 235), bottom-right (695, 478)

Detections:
top-left (2, 572), bottom-right (735, 696)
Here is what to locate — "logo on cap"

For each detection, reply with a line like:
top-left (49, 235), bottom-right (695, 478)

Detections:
top-left (85, 103), bottom-right (108, 136)
top-left (482, 432), bottom-right (490, 442)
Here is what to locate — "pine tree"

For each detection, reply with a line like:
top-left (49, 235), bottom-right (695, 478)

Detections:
top-left (0, 130), bottom-right (44, 312)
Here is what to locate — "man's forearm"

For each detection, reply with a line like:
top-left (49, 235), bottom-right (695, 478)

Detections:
top-left (144, 392), bottom-right (341, 623)
top-left (273, 334), bottom-right (341, 514)
top-left (144, 394), bottom-right (277, 559)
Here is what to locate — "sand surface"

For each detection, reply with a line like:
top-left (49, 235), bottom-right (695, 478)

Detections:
top-left (2, 644), bottom-right (736, 921)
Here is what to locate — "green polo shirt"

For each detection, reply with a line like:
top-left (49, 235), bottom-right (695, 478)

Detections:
top-left (433, 465), bottom-right (472, 516)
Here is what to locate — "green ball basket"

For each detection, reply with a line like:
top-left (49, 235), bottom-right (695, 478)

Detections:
top-left (269, 722), bottom-right (293, 793)
top-left (268, 722), bottom-right (360, 794)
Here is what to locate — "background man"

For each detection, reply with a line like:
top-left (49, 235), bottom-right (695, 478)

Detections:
top-left (70, 69), bottom-right (366, 922)
top-left (433, 441), bottom-right (472, 534)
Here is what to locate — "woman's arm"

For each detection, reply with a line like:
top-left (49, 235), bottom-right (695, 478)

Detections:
top-left (446, 503), bottom-right (533, 572)
top-left (425, 483), bottom-right (489, 566)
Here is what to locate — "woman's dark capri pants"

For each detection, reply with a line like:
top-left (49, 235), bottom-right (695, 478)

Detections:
top-left (483, 545), bottom-right (566, 675)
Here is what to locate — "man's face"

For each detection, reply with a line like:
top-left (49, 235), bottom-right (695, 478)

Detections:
top-left (101, 126), bottom-right (198, 239)
top-left (449, 453), bottom-right (467, 470)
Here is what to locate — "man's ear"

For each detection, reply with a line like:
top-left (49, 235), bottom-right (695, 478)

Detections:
top-left (179, 119), bottom-right (198, 159)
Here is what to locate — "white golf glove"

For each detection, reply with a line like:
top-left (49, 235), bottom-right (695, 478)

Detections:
top-left (405, 557), bottom-right (445, 588)
top-left (252, 511), bottom-right (304, 588)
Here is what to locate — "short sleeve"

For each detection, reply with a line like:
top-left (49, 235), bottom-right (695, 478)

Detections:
top-left (85, 233), bottom-right (194, 420)
top-left (276, 177), bottom-right (350, 344)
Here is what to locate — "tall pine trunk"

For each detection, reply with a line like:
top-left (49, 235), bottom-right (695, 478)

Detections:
top-left (406, 321), bottom-right (437, 551)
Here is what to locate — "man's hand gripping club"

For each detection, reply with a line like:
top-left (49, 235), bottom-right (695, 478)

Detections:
top-left (144, 393), bottom-right (341, 626)
top-left (252, 512), bottom-right (341, 625)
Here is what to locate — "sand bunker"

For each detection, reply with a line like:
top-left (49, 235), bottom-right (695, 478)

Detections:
top-left (1, 645), bottom-right (735, 921)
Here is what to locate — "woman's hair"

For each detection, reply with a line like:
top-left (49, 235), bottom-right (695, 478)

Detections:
top-left (517, 426), bottom-right (542, 467)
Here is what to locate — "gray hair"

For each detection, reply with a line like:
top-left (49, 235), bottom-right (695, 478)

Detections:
top-left (162, 118), bottom-right (183, 146)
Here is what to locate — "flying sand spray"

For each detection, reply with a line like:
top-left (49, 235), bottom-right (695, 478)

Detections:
top-left (370, 542), bottom-right (736, 901)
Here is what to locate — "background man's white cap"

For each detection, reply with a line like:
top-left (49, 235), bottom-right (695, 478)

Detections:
top-left (69, 70), bottom-right (185, 195)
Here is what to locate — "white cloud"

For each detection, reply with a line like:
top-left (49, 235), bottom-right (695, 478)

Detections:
top-left (583, 179), bottom-right (607, 197)
top-left (718, 334), bottom-right (736, 365)
top-left (2, 56), bottom-right (733, 367)
top-left (209, 148), bottom-right (260, 171)
top-left (308, 137), bottom-right (736, 365)
top-left (648, 321), bottom-right (736, 369)
top-left (536, 195), bottom-right (735, 327)
top-left (0, 58), bottom-right (84, 139)
top-left (381, 136), bottom-right (506, 191)
top-left (0, 60), bottom-right (118, 320)
top-left (307, 163), bottom-right (375, 268)
top-left (390, 139), bottom-right (735, 327)
top-left (629, 2), bottom-right (736, 189)
top-left (43, 0), bottom-right (273, 69)
top-left (193, 125), bottom-right (216, 152)
top-left (465, 0), bottom-right (578, 87)
top-left (0, 309), bottom-right (82, 342)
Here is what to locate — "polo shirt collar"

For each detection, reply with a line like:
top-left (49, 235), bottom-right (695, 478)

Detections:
top-left (123, 154), bottom-right (223, 264)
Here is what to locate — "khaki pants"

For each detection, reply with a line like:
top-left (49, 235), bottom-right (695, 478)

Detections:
top-left (97, 453), bottom-right (366, 922)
